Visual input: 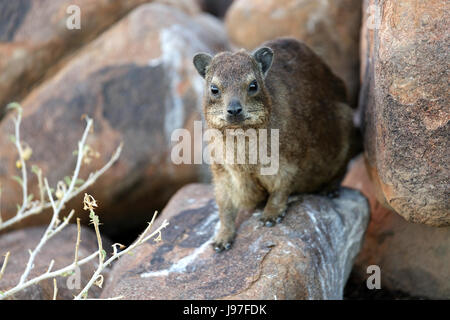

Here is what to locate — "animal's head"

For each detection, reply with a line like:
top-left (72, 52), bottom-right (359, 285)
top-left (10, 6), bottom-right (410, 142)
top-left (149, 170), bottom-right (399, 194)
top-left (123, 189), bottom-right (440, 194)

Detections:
top-left (193, 47), bottom-right (274, 130)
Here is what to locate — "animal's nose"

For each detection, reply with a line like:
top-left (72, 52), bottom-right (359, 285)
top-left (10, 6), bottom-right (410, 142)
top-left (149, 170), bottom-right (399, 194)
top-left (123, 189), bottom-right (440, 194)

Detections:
top-left (227, 100), bottom-right (242, 115)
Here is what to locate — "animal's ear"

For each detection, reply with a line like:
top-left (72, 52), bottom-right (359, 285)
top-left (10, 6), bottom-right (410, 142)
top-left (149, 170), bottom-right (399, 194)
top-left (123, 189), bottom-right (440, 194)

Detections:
top-left (193, 53), bottom-right (212, 78)
top-left (252, 47), bottom-right (274, 78)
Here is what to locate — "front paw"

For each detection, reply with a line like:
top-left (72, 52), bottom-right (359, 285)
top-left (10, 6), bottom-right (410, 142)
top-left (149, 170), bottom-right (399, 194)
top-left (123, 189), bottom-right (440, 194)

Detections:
top-left (212, 240), bottom-right (232, 253)
top-left (260, 210), bottom-right (286, 227)
top-left (212, 230), bottom-right (235, 253)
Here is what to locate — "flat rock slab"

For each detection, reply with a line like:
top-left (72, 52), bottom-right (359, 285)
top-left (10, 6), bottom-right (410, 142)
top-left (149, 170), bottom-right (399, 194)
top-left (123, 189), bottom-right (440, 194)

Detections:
top-left (102, 184), bottom-right (369, 300)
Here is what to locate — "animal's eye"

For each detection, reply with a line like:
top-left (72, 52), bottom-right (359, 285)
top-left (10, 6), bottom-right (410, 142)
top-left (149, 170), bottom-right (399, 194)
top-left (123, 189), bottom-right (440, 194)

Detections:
top-left (248, 80), bottom-right (258, 93)
top-left (210, 84), bottom-right (220, 95)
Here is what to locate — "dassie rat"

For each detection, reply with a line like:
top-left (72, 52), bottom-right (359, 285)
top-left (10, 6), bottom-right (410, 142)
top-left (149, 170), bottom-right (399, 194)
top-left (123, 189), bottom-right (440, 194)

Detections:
top-left (193, 37), bottom-right (356, 252)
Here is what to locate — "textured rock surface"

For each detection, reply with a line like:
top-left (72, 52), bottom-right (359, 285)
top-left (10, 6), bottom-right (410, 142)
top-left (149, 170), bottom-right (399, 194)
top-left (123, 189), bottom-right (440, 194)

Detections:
top-left (0, 4), bottom-right (229, 237)
top-left (343, 155), bottom-right (450, 299)
top-left (101, 184), bottom-right (369, 300)
top-left (0, 0), bottom-right (179, 117)
top-left (359, 0), bottom-right (449, 226)
top-left (0, 225), bottom-right (112, 300)
top-left (225, 0), bottom-right (362, 105)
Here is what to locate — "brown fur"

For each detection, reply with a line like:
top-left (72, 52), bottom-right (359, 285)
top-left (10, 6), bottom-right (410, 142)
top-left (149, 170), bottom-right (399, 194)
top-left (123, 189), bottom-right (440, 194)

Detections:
top-left (193, 38), bottom-right (356, 252)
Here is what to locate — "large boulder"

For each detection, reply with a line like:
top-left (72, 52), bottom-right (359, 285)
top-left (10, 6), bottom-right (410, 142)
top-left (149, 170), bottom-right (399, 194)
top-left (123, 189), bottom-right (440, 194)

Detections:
top-left (101, 184), bottom-right (369, 300)
top-left (0, 225), bottom-right (112, 300)
top-left (343, 155), bottom-right (450, 299)
top-left (359, 0), bottom-right (449, 226)
top-left (224, 0), bottom-right (362, 105)
top-left (0, 0), bottom-right (201, 118)
top-left (0, 4), bottom-right (229, 237)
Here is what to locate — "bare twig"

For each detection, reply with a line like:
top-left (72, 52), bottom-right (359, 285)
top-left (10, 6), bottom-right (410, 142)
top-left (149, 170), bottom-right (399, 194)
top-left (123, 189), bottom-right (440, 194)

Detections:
top-left (0, 209), bottom-right (168, 300)
top-left (74, 218), bottom-right (81, 266)
top-left (17, 182), bottom-right (74, 285)
top-left (0, 252), bottom-right (10, 281)
top-left (12, 105), bottom-right (29, 217)
top-left (52, 278), bottom-right (58, 300)
top-left (74, 207), bottom-right (169, 300)
top-left (12, 115), bottom-right (98, 286)
top-left (0, 110), bottom-right (122, 231)
top-left (0, 105), bottom-right (168, 300)
top-left (0, 251), bottom-right (99, 299)
top-left (0, 107), bottom-right (123, 300)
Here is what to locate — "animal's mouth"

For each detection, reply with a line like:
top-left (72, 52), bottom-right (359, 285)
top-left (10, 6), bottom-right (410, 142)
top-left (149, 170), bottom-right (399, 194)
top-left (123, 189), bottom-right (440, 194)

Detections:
top-left (225, 114), bottom-right (247, 125)
top-left (211, 115), bottom-right (255, 130)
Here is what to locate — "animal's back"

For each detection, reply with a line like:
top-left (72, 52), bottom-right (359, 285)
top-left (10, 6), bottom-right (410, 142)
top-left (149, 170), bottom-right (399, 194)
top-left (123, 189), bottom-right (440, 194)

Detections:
top-left (263, 37), bottom-right (348, 107)
top-left (261, 37), bottom-right (355, 193)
